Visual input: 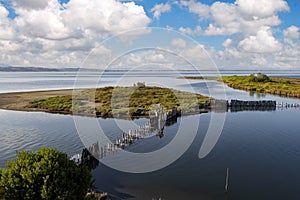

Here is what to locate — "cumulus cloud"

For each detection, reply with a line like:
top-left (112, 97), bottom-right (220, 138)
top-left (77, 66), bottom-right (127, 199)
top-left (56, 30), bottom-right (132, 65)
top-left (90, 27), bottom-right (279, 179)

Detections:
top-left (0, 0), bottom-right (151, 67)
top-left (204, 1), bottom-right (286, 36)
top-left (180, 0), bottom-right (288, 36)
top-left (284, 25), bottom-right (299, 44)
top-left (0, 5), bottom-right (15, 40)
top-left (115, 41), bottom-right (216, 70)
top-left (204, 2), bottom-right (239, 35)
top-left (236, 0), bottom-right (289, 19)
top-left (179, 0), bottom-right (210, 19)
top-left (179, 0), bottom-right (296, 69)
top-left (222, 39), bottom-right (232, 48)
top-left (251, 56), bottom-right (268, 66)
top-left (179, 26), bottom-right (202, 35)
top-left (171, 38), bottom-right (187, 48)
top-left (13, 0), bottom-right (49, 10)
top-left (13, 0), bottom-right (151, 40)
top-left (238, 26), bottom-right (282, 53)
top-left (151, 3), bottom-right (171, 20)
top-left (284, 25), bottom-right (300, 39)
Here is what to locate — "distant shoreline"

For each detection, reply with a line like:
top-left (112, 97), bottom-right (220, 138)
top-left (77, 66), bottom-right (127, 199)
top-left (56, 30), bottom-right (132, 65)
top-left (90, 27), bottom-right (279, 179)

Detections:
top-left (182, 75), bottom-right (300, 98)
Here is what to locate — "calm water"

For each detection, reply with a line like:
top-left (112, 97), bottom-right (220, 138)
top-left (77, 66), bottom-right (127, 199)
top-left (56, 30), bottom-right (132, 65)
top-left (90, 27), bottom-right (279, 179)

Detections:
top-left (0, 71), bottom-right (300, 199)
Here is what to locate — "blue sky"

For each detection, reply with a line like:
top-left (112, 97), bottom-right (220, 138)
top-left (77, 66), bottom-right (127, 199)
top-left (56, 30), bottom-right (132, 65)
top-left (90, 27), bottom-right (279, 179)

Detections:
top-left (0, 0), bottom-right (299, 70)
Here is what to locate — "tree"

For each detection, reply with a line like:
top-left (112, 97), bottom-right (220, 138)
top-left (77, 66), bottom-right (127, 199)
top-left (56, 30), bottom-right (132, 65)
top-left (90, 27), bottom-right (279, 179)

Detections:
top-left (0, 148), bottom-right (91, 200)
top-left (256, 73), bottom-right (271, 82)
top-left (248, 73), bottom-right (271, 83)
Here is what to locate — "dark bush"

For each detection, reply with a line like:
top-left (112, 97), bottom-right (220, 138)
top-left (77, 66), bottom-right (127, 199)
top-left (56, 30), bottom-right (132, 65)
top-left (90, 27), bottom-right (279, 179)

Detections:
top-left (0, 148), bottom-right (91, 200)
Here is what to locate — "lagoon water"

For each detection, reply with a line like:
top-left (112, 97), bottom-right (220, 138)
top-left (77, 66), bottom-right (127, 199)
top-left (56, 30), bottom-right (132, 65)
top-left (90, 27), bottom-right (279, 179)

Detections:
top-left (1, 71), bottom-right (300, 199)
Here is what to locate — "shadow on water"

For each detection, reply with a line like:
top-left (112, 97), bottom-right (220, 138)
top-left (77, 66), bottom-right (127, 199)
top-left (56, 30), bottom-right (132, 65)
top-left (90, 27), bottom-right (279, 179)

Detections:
top-left (92, 165), bottom-right (136, 200)
top-left (79, 149), bottom-right (135, 199)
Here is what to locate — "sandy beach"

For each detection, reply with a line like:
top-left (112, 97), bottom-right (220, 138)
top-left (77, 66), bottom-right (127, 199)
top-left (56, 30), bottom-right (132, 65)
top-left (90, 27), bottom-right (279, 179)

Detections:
top-left (0, 89), bottom-right (74, 112)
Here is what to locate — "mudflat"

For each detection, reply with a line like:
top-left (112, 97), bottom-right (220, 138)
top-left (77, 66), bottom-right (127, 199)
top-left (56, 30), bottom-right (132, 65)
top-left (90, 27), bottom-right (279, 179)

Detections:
top-left (0, 89), bottom-right (74, 112)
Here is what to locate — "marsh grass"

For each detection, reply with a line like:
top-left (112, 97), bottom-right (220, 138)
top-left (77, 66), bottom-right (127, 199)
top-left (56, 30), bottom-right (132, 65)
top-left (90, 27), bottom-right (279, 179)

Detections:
top-left (220, 75), bottom-right (300, 97)
top-left (30, 86), bottom-right (211, 118)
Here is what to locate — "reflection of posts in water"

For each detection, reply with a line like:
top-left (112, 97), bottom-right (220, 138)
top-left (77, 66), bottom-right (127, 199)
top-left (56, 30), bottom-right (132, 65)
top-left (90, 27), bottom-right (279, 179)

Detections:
top-left (230, 106), bottom-right (276, 112)
top-left (210, 99), bottom-right (229, 113)
top-left (81, 105), bottom-right (180, 164)
top-left (165, 115), bottom-right (177, 126)
top-left (81, 148), bottom-right (99, 170)
top-left (225, 168), bottom-right (229, 193)
top-left (210, 99), bottom-right (278, 112)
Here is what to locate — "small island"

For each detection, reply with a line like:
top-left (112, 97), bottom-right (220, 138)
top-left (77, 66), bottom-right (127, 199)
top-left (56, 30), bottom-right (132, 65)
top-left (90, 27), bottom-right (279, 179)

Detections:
top-left (0, 83), bottom-right (211, 118)
top-left (183, 73), bottom-right (300, 98)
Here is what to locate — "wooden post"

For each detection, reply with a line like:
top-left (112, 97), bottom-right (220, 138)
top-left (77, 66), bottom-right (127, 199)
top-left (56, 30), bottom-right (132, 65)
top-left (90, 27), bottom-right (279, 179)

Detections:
top-left (225, 168), bottom-right (229, 193)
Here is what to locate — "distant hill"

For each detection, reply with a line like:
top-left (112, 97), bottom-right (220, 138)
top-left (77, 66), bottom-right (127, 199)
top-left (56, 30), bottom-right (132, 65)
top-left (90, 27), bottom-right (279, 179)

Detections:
top-left (0, 66), bottom-right (60, 72)
top-left (0, 65), bottom-right (104, 72)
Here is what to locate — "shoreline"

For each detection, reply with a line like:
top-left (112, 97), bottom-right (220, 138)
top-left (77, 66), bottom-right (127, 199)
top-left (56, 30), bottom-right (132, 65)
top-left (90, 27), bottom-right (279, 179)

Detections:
top-left (182, 75), bottom-right (300, 99)
top-left (0, 87), bottom-right (211, 118)
top-left (0, 89), bottom-right (74, 112)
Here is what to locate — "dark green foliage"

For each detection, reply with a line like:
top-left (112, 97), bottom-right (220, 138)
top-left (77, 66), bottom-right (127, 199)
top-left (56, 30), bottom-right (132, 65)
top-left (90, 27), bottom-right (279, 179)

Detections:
top-left (249, 73), bottom-right (271, 83)
top-left (133, 82), bottom-right (146, 88)
top-left (0, 148), bottom-right (91, 200)
top-left (181, 76), bottom-right (204, 80)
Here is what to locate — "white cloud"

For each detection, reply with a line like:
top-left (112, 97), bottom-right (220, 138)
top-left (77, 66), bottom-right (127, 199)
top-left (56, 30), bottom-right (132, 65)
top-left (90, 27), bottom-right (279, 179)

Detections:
top-left (180, 0), bottom-right (288, 36)
top-left (13, 0), bottom-right (151, 40)
top-left (222, 39), bottom-right (232, 48)
top-left (0, 0), bottom-right (151, 68)
top-left (238, 26), bottom-right (282, 53)
top-left (180, 0), bottom-right (210, 19)
top-left (204, 1), bottom-right (286, 36)
top-left (207, 2), bottom-right (239, 35)
top-left (179, 44), bottom-right (216, 69)
top-left (251, 56), bottom-right (268, 66)
top-left (179, 0), bottom-right (299, 70)
top-left (171, 38), bottom-right (187, 48)
top-left (178, 26), bottom-right (202, 35)
top-left (274, 44), bottom-right (300, 69)
top-left (236, 0), bottom-right (289, 19)
top-left (0, 5), bottom-right (15, 40)
top-left (150, 3), bottom-right (171, 20)
top-left (115, 42), bottom-right (216, 70)
top-left (284, 25), bottom-right (299, 44)
top-left (12, 0), bottom-right (50, 10)
top-left (284, 25), bottom-right (299, 39)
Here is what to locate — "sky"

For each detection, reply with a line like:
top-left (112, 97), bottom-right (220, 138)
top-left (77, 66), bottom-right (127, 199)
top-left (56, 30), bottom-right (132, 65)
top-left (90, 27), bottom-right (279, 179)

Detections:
top-left (0, 0), bottom-right (299, 70)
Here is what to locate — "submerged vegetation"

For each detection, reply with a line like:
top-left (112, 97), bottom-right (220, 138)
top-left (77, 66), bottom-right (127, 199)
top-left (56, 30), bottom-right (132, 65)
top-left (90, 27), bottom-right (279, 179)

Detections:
top-left (30, 85), bottom-right (211, 118)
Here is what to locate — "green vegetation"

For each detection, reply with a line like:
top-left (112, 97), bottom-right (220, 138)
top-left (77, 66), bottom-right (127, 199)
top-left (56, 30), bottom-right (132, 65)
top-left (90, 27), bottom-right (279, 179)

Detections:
top-left (0, 148), bottom-right (91, 200)
top-left (220, 73), bottom-right (300, 97)
top-left (183, 73), bottom-right (300, 98)
top-left (31, 96), bottom-right (72, 112)
top-left (180, 76), bottom-right (219, 81)
top-left (179, 76), bottom-right (204, 80)
top-left (30, 85), bottom-right (211, 118)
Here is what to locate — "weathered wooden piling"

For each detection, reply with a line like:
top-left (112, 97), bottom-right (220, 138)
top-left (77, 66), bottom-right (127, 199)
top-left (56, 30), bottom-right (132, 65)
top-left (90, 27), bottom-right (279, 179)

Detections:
top-left (71, 105), bottom-right (181, 164)
top-left (225, 168), bottom-right (229, 193)
top-left (229, 99), bottom-right (276, 112)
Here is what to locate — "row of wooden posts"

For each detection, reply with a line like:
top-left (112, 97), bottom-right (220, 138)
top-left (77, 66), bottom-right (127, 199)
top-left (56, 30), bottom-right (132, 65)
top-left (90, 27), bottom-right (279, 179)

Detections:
top-left (71, 105), bottom-right (178, 164)
top-left (71, 100), bottom-right (300, 164)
